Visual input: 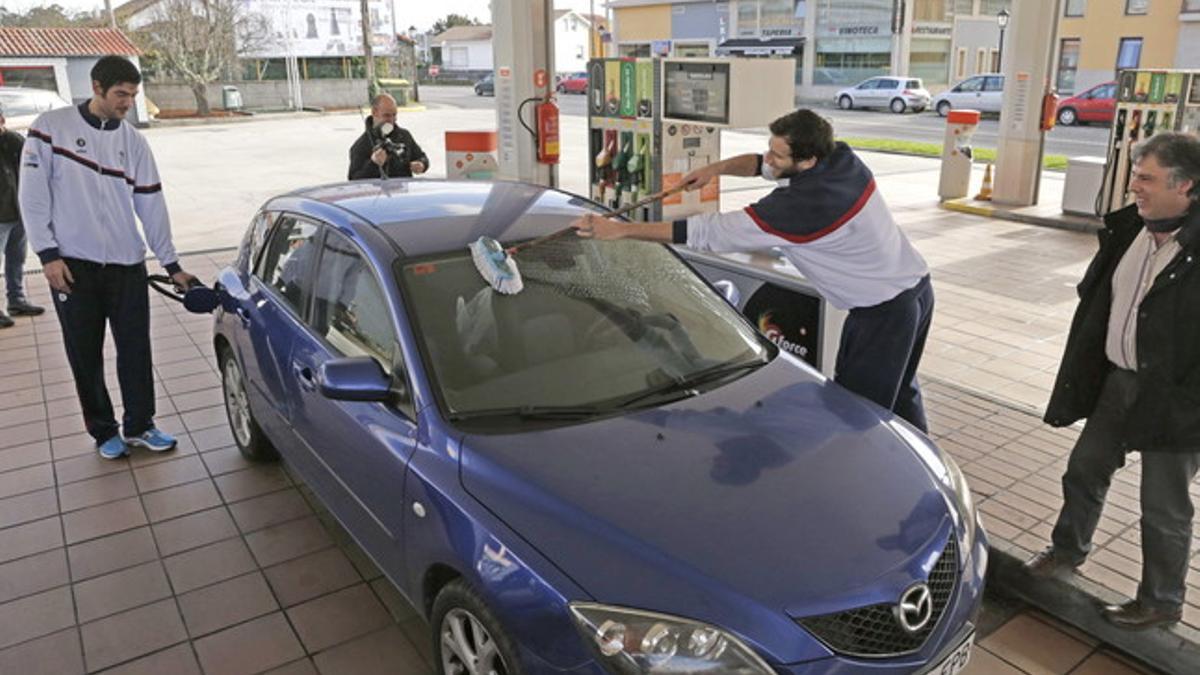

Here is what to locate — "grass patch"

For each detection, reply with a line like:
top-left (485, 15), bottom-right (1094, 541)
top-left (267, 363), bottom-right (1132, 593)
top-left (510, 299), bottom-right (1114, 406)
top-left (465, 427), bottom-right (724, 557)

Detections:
top-left (838, 136), bottom-right (1069, 171)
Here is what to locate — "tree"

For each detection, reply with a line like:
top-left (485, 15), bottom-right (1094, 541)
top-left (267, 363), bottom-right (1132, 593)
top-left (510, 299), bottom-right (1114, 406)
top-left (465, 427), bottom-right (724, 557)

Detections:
top-left (0, 4), bottom-right (100, 27)
top-left (430, 13), bottom-right (479, 35)
top-left (134, 0), bottom-right (269, 115)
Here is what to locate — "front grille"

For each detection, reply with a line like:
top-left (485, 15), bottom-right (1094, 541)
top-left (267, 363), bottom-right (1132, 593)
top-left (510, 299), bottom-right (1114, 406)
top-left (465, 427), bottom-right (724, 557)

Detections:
top-left (796, 536), bottom-right (959, 658)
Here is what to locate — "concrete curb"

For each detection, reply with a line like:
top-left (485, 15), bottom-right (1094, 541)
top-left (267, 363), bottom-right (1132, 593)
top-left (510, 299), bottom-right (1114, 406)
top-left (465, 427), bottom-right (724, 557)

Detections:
top-left (941, 198), bottom-right (1103, 234)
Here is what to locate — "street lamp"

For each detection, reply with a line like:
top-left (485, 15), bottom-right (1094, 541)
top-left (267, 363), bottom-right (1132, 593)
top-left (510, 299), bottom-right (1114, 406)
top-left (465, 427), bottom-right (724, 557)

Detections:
top-left (996, 9), bottom-right (1010, 73)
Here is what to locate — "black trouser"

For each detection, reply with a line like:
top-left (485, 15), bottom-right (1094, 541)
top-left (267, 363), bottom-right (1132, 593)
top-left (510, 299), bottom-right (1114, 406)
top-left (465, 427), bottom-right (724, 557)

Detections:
top-left (834, 274), bottom-right (934, 432)
top-left (52, 258), bottom-right (155, 444)
top-left (1051, 368), bottom-right (1200, 610)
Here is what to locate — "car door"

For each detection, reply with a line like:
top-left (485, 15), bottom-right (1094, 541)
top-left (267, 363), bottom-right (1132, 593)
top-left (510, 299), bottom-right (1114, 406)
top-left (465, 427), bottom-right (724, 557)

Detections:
top-left (982, 76), bottom-right (1004, 113)
top-left (854, 78), bottom-right (879, 106)
top-left (1083, 83), bottom-right (1116, 123)
top-left (948, 76), bottom-right (984, 110)
top-left (287, 226), bottom-right (417, 575)
top-left (237, 214), bottom-right (321, 444)
top-left (872, 78), bottom-right (898, 107)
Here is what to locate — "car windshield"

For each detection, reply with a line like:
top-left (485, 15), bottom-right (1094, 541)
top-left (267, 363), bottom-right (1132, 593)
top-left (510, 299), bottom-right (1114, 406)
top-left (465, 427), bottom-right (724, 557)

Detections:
top-left (400, 238), bottom-right (774, 427)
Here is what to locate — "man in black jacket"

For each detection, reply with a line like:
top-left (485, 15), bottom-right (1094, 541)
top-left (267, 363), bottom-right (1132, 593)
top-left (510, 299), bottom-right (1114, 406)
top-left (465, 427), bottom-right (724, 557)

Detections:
top-left (0, 106), bottom-right (44, 328)
top-left (1024, 132), bottom-right (1200, 630)
top-left (348, 93), bottom-right (429, 180)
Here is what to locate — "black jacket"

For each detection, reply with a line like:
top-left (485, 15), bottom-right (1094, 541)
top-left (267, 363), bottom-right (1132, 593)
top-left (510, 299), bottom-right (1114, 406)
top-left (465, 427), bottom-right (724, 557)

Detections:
top-left (0, 128), bottom-right (23, 222)
top-left (1044, 203), bottom-right (1200, 452)
top-left (348, 116), bottom-right (429, 180)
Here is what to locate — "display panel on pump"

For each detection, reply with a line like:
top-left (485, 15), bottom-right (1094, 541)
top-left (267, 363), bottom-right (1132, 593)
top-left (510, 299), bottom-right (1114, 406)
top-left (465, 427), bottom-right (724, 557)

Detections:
top-left (663, 61), bottom-right (731, 125)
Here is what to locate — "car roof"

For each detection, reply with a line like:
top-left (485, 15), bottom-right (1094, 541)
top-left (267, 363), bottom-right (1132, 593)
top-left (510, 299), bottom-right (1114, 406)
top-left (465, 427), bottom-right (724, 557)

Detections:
top-left (267, 179), bottom-right (594, 258)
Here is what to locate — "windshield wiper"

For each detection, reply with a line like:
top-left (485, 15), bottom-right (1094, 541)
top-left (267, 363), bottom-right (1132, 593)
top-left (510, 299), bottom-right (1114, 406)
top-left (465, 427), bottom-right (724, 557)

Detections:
top-left (614, 357), bottom-right (769, 410)
top-left (448, 404), bottom-right (608, 422)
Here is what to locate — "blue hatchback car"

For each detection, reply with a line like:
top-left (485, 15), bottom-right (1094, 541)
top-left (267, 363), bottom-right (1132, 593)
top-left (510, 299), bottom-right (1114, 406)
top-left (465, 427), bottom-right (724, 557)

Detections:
top-left (213, 180), bottom-right (986, 674)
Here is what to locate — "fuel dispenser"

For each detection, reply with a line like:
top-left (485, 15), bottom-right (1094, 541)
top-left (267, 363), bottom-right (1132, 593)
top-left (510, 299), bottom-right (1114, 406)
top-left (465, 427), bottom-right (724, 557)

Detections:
top-left (1100, 69), bottom-right (1200, 215)
top-left (937, 109), bottom-right (981, 201)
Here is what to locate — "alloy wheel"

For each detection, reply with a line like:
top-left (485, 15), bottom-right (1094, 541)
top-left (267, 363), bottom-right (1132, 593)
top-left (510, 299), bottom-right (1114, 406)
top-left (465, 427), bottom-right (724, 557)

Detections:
top-left (223, 357), bottom-right (252, 448)
top-left (441, 608), bottom-right (510, 675)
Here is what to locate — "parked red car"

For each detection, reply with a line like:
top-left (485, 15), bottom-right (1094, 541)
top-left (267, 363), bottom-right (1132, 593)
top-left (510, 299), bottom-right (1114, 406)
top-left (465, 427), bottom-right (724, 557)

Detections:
top-left (556, 72), bottom-right (588, 94)
top-left (1056, 81), bottom-right (1117, 126)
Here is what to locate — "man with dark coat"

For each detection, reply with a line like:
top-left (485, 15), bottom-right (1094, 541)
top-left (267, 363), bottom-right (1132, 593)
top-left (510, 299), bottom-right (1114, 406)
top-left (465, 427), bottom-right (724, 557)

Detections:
top-left (1024, 132), bottom-right (1200, 630)
top-left (348, 93), bottom-right (429, 180)
top-left (0, 105), bottom-right (45, 327)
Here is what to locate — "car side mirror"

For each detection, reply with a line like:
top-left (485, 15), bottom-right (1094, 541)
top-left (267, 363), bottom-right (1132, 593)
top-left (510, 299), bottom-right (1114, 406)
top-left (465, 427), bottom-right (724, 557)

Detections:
top-left (318, 357), bottom-right (392, 402)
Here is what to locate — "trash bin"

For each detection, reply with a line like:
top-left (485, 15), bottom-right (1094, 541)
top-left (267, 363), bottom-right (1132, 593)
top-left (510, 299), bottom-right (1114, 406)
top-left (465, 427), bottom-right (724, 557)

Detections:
top-left (377, 78), bottom-right (413, 107)
top-left (938, 109), bottom-right (980, 201)
top-left (1062, 156), bottom-right (1107, 216)
top-left (221, 85), bottom-right (243, 111)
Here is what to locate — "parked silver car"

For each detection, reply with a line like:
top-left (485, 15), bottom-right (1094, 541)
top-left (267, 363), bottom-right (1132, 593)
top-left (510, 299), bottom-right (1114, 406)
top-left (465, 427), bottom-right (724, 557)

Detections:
top-left (932, 74), bottom-right (1004, 117)
top-left (835, 76), bottom-right (929, 114)
top-left (0, 87), bottom-right (71, 130)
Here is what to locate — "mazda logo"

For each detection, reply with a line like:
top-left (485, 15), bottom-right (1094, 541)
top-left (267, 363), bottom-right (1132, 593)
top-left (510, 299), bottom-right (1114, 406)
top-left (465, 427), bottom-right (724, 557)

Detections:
top-left (895, 583), bottom-right (933, 633)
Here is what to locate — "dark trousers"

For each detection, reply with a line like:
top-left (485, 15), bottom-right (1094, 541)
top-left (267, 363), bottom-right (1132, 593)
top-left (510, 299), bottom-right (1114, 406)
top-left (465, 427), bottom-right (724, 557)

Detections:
top-left (1051, 368), bottom-right (1200, 610)
top-left (834, 274), bottom-right (934, 432)
top-left (52, 258), bottom-right (156, 443)
top-left (0, 218), bottom-right (28, 304)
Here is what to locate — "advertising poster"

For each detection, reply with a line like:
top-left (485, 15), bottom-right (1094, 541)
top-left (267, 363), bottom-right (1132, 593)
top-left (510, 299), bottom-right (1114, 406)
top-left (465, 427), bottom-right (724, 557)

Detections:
top-left (1149, 72), bottom-right (1166, 104)
top-left (1134, 72), bottom-right (1152, 102)
top-left (1164, 72), bottom-right (1184, 104)
top-left (1119, 70), bottom-right (1136, 101)
top-left (743, 284), bottom-right (822, 368)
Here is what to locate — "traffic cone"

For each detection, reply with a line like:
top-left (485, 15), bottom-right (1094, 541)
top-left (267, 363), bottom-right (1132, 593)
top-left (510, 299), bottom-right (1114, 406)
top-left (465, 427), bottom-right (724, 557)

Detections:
top-left (974, 163), bottom-right (994, 201)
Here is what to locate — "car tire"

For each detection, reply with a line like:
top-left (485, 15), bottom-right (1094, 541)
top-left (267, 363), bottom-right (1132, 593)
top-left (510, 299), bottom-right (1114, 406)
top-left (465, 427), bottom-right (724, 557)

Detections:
top-left (838, 95), bottom-right (853, 110)
top-left (890, 98), bottom-right (907, 114)
top-left (936, 101), bottom-right (951, 117)
top-left (219, 346), bottom-right (278, 462)
top-left (912, 106), bottom-right (925, 114)
top-left (475, 87), bottom-right (482, 96)
top-left (432, 579), bottom-right (524, 675)
top-left (1057, 107), bottom-right (1077, 126)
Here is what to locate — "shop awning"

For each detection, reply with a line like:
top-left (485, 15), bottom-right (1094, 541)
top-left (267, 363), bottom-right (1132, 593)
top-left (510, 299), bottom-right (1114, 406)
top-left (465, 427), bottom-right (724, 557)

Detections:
top-left (716, 37), bottom-right (804, 56)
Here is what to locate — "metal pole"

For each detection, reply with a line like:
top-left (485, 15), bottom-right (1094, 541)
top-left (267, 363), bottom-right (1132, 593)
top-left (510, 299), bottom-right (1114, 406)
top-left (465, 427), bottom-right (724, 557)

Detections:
top-left (997, 27), bottom-right (1005, 72)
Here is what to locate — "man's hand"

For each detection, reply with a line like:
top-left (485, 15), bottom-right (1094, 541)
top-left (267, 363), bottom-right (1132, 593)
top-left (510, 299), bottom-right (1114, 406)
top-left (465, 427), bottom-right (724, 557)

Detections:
top-left (371, 148), bottom-right (388, 167)
top-left (44, 259), bottom-right (74, 293)
top-left (680, 164), bottom-right (720, 191)
top-left (171, 270), bottom-right (199, 291)
top-left (410, 160), bottom-right (426, 175)
top-left (572, 214), bottom-right (628, 240)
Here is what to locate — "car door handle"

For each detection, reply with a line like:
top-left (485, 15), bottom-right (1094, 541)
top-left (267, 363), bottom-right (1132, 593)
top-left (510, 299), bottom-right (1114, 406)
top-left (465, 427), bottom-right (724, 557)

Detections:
top-left (234, 306), bottom-right (251, 326)
top-left (292, 363), bottom-right (317, 392)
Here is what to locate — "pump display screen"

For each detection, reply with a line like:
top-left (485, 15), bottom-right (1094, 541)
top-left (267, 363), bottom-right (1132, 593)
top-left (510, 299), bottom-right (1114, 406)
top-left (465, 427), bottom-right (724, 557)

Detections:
top-left (664, 62), bottom-right (731, 125)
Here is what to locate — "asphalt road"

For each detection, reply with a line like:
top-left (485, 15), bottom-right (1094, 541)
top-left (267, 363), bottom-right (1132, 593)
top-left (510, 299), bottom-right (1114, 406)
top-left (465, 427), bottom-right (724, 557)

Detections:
top-left (419, 84), bottom-right (1111, 158)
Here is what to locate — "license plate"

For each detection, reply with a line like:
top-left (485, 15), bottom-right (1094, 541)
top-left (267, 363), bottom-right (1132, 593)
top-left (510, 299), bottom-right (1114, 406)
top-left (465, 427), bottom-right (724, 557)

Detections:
top-left (926, 632), bottom-right (973, 675)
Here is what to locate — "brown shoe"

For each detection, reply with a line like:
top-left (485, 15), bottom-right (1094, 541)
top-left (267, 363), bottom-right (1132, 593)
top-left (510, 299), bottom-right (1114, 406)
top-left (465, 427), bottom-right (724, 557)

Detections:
top-left (1101, 600), bottom-right (1182, 630)
top-left (1023, 547), bottom-right (1080, 578)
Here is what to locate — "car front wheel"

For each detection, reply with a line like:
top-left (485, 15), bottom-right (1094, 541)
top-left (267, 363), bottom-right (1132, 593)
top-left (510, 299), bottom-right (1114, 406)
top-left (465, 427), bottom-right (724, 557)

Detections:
top-left (220, 346), bottom-right (278, 462)
top-left (890, 98), bottom-right (907, 114)
top-left (1057, 107), bottom-right (1077, 126)
top-left (433, 579), bottom-right (523, 675)
top-left (937, 101), bottom-right (951, 117)
top-left (838, 95), bottom-right (853, 110)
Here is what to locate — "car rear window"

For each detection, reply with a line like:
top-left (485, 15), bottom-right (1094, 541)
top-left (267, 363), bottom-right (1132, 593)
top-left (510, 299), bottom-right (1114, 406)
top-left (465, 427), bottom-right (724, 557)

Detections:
top-left (907, 80), bottom-right (921, 89)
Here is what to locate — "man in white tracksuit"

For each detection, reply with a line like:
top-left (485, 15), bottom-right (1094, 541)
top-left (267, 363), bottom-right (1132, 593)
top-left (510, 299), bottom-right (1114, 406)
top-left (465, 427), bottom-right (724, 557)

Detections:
top-left (19, 55), bottom-right (196, 460)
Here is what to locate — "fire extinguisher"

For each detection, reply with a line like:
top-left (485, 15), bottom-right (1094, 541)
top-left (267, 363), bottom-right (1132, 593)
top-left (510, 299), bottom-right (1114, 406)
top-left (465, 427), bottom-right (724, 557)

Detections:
top-left (536, 99), bottom-right (560, 164)
top-left (1040, 90), bottom-right (1060, 132)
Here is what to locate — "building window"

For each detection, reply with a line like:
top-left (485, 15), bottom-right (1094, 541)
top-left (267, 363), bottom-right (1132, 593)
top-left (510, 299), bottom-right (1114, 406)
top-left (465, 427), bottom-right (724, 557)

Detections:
top-left (976, 48), bottom-right (987, 74)
top-left (618, 43), bottom-right (651, 57)
top-left (449, 46), bottom-right (468, 67)
top-left (0, 66), bottom-right (56, 91)
top-left (910, 38), bottom-right (951, 85)
top-left (955, 47), bottom-right (967, 79)
top-left (914, 0), bottom-right (948, 21)
top-left (990, 48), bottom-right (1000, 72)
top-left (576, 45), bottom-right (585, 59)
top-left (979, 0), bottom-right (1010, 13)
top-left (737, 0), bottom-right (759, 36)
top-left (1116, 37), bottom-right (1142, 70)
top-left (953, 0), bottom-right (974, 15)
top-left (1057, 38), bottom-right (1080, 93)
top-left (1124, 0), bottom-right (1148, 14)
top-left (674, 41), bottom-right (712, 57)
top-left (1185, 0), bottom-right (1200, 11)
top-left (1064, 0), bottom-right (1086, 16)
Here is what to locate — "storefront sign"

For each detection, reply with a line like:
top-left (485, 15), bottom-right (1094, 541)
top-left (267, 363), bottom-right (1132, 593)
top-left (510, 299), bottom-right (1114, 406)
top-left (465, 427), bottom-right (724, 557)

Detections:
top-left (913, 24), bottom-right (952, 36)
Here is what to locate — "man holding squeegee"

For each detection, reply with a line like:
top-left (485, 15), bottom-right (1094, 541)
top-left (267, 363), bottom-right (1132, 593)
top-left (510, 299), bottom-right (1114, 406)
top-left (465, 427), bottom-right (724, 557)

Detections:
top-left (573, 109), bottom-right (934, 432)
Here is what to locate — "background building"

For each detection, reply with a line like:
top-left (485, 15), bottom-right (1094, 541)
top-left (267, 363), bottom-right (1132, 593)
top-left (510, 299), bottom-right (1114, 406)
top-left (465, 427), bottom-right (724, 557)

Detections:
top-left (1056, 0), bottom-right (1181, 95)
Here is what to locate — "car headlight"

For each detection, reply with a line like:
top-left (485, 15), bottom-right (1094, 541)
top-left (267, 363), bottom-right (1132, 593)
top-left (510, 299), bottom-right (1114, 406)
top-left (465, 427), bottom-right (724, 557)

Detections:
top-left (569, 603), bottom-right (775, 674)
top-left (889, 421), bottom-right (978, 553)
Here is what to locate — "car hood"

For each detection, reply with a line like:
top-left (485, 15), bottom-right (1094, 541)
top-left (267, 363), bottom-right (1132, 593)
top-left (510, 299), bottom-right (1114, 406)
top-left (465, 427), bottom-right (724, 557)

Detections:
top-left (459, 357), bottom-right (952, 661)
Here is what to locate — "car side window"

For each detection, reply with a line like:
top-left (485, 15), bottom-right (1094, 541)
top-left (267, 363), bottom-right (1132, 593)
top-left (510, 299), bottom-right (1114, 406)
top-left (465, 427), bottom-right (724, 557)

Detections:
top-left (879, 79), bottom-right (898, 90)
top-left (258, 216), bottom-right (321, 316)
top-left (984, 76), bottom-right (1003, 91)
top-left (1097, 84), bottom-right (1116, 99)
top-left (311, 229), bottom-right (397, 372)
top-left (957, 77), bottom-right (983, 93)
top-left (239, 211), bottom-right (275, 273)
top-left (906, 79), bottom-right (921, 89)
top-left (857, 80), bottom-right (877, 90)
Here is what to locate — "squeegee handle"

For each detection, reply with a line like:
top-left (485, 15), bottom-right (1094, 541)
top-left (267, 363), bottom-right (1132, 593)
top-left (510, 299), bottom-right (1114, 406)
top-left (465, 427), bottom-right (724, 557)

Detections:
top-left (506, 183), bottom-right (689, 255)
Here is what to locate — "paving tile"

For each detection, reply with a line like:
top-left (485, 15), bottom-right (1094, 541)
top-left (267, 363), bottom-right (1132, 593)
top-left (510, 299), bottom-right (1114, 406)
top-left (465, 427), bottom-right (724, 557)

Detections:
top-left (141, 479), bottom-right (223, 523)
top-left (151, 506), bottom-right (239, 557)
top-left (0, 401), bottom-right (46, 430)
top-left (245, 515), bottom-right (334, 567)
top-left (54, 452), bottom-right (128, 486)
top-left (72, 560), bottom-right (172, 623)
top-left (0, 463), bottom-right (54, 500)
top-left (191, 425), bottom-right (235, 452)
top-left (370, 577), bottom-right (420, 623)
top-left (0, 628), bottom-right (84, 675)
top-left (199, 445), bottom-right (255, 475)
top-left (61, 496), bottom-right (147, 545)
top-left (229, 487), bottom-right (312, 533)
top-left (978, 613), bottom-right (1092, 675)
top-left (178, 571), bottom-right (279, 637)
top-left (264, 547), bottom-right (362, 608)
top-left (67, 526), bottom-right (160, 582)
top-left (0, 421), bottom-right (47, 450)
top-left (193, 612), bottom-right (305, 675)
top-left (0, 487), bottom-right (59, 529)
top-left (50, 433), bottom-right (99, 460)
top-left (311, 625), bottom-right (430, 675)
top-left (181, 405), bottom-right (228, 432)
top-left (0, 516), bottom-right (63, 564)
top-left (162, 536), bottom-right (257, 595)
top-left (286, 584), bottom-right (392, 653)
top-left (0, 586), bottom-right (76, 650)
top-left (98, 642), bottom-right (201, 675)
top-left (0, 441), bottom-right (51, 474)
top-left (214, 464), bottom-right (292, 504)
top-left (0, 548), bottom-right (69, 605)
top-left (80, 598), bottom-right (188, 672)
top-left (57, 471), bottom-right (137, 512)
top-left (263, 658), bottom-right (319, 675)
top-left (131, 455), bottom-right (208, 493)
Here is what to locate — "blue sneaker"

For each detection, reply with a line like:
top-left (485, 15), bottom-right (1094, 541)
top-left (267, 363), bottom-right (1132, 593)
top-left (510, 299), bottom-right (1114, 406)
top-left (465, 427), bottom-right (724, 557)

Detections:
top-left (97, 435), bottom-right (128, 460)
top-left (125, 428), bottom-right (177, 453)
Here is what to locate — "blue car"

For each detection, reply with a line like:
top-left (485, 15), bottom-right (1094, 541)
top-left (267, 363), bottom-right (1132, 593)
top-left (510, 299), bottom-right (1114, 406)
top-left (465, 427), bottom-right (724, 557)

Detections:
top-left (214, 180), bottom-right (986, 674)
